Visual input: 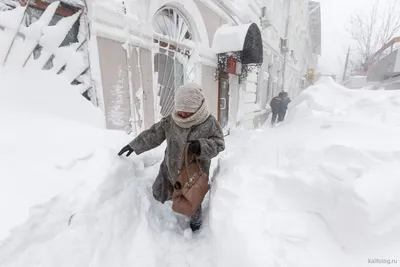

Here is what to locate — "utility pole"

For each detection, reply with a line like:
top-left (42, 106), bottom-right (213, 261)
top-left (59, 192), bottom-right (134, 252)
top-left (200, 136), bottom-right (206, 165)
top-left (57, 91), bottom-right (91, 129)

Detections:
top-left (281, 0), bottom-right (291, 92)
top-left (342, 46), bottom-right (350, 84)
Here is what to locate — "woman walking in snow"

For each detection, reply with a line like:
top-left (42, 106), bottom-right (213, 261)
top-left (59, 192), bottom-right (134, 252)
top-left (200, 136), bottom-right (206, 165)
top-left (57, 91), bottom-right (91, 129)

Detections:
top-left (118, 83), bottom-right (225, 232)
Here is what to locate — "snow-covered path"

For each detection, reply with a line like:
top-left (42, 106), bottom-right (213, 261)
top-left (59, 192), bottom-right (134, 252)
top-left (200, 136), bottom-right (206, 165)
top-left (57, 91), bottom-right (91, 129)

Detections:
top-left (0, 150), bottom-right (216, 267)
top-left (1, 75), bottom-right (400, 267)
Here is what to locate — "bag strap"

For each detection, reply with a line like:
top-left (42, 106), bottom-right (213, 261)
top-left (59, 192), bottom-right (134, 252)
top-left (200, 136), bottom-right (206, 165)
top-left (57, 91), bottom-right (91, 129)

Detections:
top-left (183, 144), bottom-right (191, 179)
top-left (178, 129), bottom-right (203, 183)
top-left (179, 143), bottom-right (187, 171)
top-left (179, 128), bottom-right (195, 171)
top-left (179, 144), bottom-right (200, 169)
top-left (178, 144), bottom-right (199, 180)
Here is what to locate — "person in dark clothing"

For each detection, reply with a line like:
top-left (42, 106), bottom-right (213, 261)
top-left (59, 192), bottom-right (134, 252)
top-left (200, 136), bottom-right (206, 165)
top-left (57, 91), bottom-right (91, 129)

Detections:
top-left (280, 91), bottom-right (291, 121)
top-left (270, 95), bottom-right (283, 125)
top-left (269, 91), bottom-right (291, 125)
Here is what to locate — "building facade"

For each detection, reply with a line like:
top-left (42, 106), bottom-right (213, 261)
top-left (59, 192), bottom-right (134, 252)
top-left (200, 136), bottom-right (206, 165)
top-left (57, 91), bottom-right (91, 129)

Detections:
top-left (365, 37), bottom-right (400, 90)
top-left (0, 0), bottom-right (321, 135)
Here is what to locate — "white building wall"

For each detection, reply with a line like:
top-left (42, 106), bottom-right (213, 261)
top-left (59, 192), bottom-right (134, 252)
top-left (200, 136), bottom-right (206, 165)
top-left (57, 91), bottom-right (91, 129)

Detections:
top-left (227, 0), bottom-right (320, 106)
top-left (87, 0), bottom-right (320, 131)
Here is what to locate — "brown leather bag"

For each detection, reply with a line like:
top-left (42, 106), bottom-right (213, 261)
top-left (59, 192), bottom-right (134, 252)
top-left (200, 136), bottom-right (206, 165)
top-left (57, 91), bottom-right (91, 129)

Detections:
top-left (171, 144), bottom-right (209, 217)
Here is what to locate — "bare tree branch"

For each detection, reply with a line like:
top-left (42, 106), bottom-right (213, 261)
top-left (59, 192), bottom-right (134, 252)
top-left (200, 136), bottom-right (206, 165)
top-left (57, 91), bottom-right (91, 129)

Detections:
top-left (348, 0), bottom-right (400, 74)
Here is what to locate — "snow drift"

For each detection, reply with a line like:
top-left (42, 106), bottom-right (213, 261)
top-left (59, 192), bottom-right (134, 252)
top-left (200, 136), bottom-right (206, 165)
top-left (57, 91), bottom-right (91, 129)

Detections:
top-left (0, 69), bottom-right (104, 128)
top-left (0, 69), bottom-right (111, 242)
top-left (1, 76), bottom-right (400, 267)
top-left (211, 78), bottom-right (400, 267)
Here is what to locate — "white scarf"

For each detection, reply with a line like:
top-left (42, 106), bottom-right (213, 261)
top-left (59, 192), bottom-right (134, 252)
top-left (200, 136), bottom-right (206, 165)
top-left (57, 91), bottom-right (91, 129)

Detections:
top-left (171, 100), bottom-right (211, 129)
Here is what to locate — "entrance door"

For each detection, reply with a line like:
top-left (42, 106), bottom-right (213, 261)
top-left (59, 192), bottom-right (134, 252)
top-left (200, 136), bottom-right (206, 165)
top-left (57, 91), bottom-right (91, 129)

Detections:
top-left (218, 73), bottom-right (230, 131)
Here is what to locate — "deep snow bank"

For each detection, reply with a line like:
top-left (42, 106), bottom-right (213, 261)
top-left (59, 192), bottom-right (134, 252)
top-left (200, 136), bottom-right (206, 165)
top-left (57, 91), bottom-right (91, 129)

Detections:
top-left (210, 78), bottom-right (400, 266)
top-left (288, 77), bottom-right (400, 126)
top-left (0, 69), bottom-right (105, 128)
top-left (1, 76), bottom-right (400, 267)
top-left (0, 69), bottom-right (114, 242)
top-left (0, 68), bottom-right (214, 266)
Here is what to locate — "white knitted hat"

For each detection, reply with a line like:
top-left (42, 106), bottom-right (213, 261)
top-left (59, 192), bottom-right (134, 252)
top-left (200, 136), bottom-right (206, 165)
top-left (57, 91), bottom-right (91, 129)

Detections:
top-left (174, 83), bottom-right (205, 113)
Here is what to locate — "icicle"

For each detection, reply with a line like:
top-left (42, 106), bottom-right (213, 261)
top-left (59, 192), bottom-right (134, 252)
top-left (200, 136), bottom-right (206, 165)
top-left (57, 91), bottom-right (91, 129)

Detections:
top-left (107, 65), bottom-right (126, 128)
top-left (135, 46), bottom-right (145, 133)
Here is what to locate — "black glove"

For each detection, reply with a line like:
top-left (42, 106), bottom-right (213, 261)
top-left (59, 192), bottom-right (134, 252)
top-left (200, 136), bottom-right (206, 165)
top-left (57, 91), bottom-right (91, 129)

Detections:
top-left (118, 145), bottom-right (134, 157)
top-left (187, 140), bottom-right (201, 155)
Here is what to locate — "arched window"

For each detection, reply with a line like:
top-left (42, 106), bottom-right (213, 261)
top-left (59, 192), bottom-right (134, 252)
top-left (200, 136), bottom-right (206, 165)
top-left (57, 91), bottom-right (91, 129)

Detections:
top-left (153, 6), bottom-right (197, 118)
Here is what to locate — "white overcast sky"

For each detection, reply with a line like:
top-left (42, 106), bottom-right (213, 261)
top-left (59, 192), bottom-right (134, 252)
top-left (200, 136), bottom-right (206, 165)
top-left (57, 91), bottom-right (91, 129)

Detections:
top-left (318, 0), bottom-right (381, 77)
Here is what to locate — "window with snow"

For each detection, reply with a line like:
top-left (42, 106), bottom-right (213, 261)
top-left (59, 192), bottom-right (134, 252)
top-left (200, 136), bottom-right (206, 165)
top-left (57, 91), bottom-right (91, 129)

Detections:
top-left (1, 0), bottom-right (91, 101)
top-left (153, 6), bottom-right (197, 118)
top-left (21, 0), bottom-right (81, 68)
top-left (3, 0), bottom-right (81, 48)
top-left (24, 1), bottom-right (80, 47)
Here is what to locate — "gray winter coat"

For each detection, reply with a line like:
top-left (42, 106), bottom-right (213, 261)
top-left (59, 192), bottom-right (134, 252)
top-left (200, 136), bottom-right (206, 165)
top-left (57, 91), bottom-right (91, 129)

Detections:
top-left (128, 114), bottom-right (225, 203)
